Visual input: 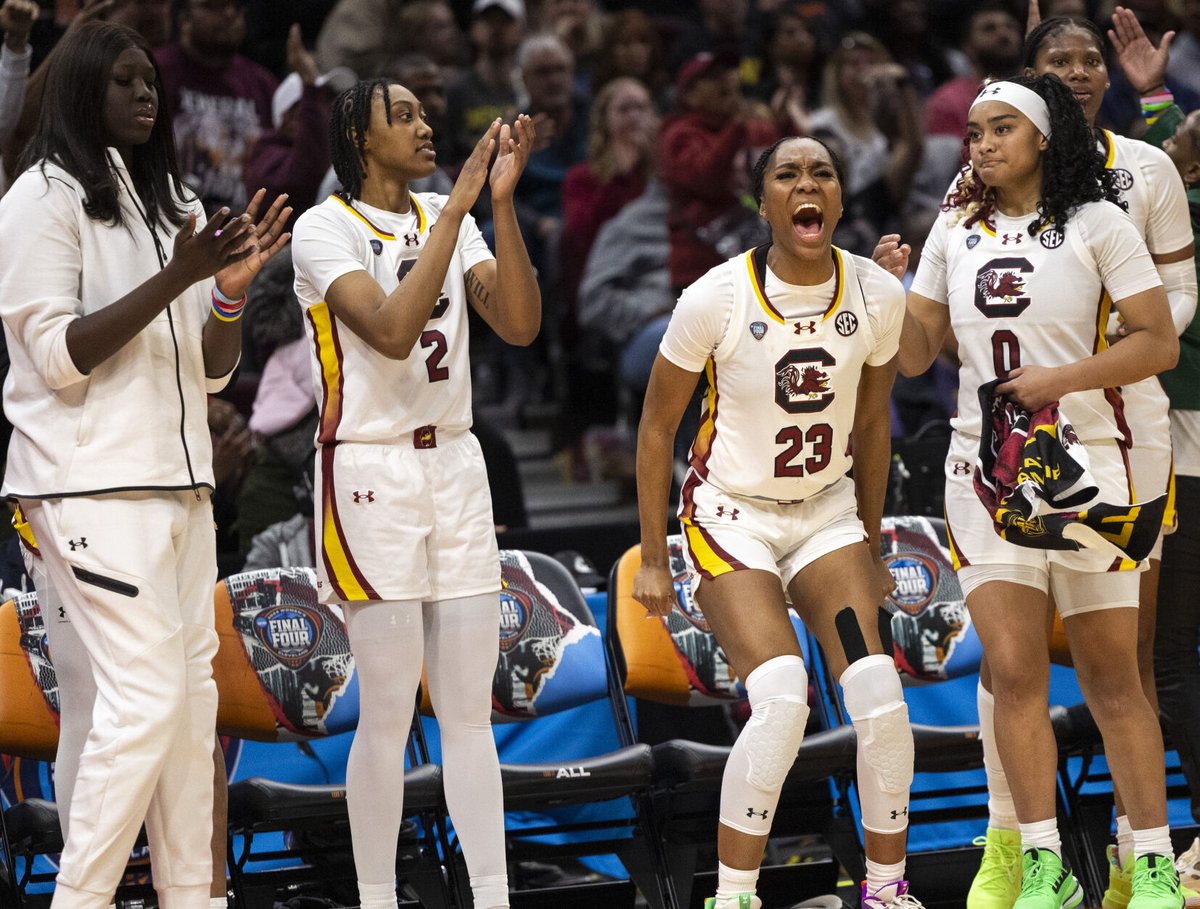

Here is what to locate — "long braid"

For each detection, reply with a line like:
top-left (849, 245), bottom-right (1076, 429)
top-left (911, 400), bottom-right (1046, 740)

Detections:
top-left (330, 79), bottom-right (394, 202)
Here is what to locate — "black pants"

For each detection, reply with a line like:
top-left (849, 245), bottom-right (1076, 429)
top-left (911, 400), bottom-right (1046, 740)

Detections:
top-left (1155, 473), bottom-right (1200, 824)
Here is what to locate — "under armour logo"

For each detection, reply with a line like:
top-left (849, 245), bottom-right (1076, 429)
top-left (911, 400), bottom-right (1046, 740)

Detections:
top-left (68, 538), bottom-right (87, 551)
top-left (1001, 232), bottom-right (1022, 245)
top-left (715, 506), bottom-right (740, 520)
top-left (794, 320), bottom-right (817, 335)
top-left (746, 807), bottom-right (768, 820)
top-left (352, 490), bottom-right (375, 503)
top-left (890, 807), bottom-right (909, 820)
top-left (952, 462), bottom-right (970, 476)
top-left (979, 84), bottom-right (1003, 97)
top-left (403, 232), bottom-right (420, 247)
top-left (58, 605), bottom-right (67, 620)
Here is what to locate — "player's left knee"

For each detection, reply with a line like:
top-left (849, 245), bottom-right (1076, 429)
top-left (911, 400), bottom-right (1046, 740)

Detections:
top-left (841, 654), bottom-right (914, 832)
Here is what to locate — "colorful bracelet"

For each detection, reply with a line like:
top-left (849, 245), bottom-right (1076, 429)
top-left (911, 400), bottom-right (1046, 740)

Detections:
top-left (1140, 88), bottom-right (1174, 115)
top-left (211, 287), bottom-right (247, 322)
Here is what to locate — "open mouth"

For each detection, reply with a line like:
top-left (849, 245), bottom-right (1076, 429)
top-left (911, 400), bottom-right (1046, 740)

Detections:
top-left (792, 203), bottom-right (824, 240)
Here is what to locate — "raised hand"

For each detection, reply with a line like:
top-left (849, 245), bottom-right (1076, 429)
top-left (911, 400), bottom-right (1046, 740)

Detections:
top-left (286, 22), bottom-right (320, 86)
top-left (1026, 0), bottom-right (1040, 36)
top-left (169, 206), bottom-right (257, 287)
top-left (445, 119), bottom-right (499, 217)
top-left (0, 0), bottom-right (38, 51)
top-left (1108, 5), bottom-right (1174, 94)
top-left (490, 114), bottom-right (536, 203)
top-left (214, 189), bottom-right (293, 298)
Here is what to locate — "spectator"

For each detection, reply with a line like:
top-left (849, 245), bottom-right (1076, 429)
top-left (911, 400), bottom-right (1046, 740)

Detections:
top-left (660, 50), bottom-right (779, 292)
top-left (243, 24), bottom-right (354, 231)
top-left (1167, 0), bottom-right (1200, 100)
top-left (316, 0), bottom-right (461, 84)
top-left (925, 1), bottom-right (1022, 137)
top-left (243, 0), bottom-right (337, 76)
top-left (0, 0), bottom-right (35, 154)
top-left (863, 0), bottom-right (956, 96)
top-left (560, 76), bottom-right (657, 317)
top-left (668, 0), bottom-right (766, 95)
top-left (756, 0), bottom-right (821, 135)
top-left (808, 32), bottom-right (923, 252)
top-left (445, 0), bottom-right (524, 168)
top-left (590, 9), bottom-right (667, 106)
top-left (156, 0), bottom-right (278, 214)
top-left (537, 0), bottom-right (602, 94)
top-left (107, 0), bottom-right (171, 48)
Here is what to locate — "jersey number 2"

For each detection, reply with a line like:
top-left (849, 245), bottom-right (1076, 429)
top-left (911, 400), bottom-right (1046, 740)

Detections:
top-left (774, 424), bottom-right (832, 477)
top-left (398, 259), bottom-right (451, 382)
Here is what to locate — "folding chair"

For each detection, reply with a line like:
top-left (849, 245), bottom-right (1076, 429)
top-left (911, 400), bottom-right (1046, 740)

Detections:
top-left (214, 567), bottom-right (452, 909)
top-left (418, 549), bottom-right (674, 909)
top-left (606, 537), bottom-right (853, 909)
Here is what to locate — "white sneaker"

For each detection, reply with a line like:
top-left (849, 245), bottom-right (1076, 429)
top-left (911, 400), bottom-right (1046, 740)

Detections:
top-left (1178, 837), bottom-right (1200, 889)
top-left (861, 880), bottom-right (926, 908)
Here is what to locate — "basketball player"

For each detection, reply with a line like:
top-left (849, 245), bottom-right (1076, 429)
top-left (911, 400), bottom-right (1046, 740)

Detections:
top-left (954, 17), bottom-right (1196, 909)
top-left (290, 79), bottom-right (540, 909)
top-left (901, 75), bottom-right (1183, 908)
top-left (634, 135), bottom-right (924, 909)
top-left (0, 20), bottom-right (289, 909)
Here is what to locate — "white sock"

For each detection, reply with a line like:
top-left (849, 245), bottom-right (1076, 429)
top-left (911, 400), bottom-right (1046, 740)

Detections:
top-left (1116, 815), bottom-right (1134, 868)
top-left (865, 857), bottom-right (907, 893)
top-left (716, 862), bottom-right (759, 903)
top-left (1131, 826), bottom-right (1173, 861)
top-left (977, 682), bottom-right (1019, 831)
top-left (357, 880), bottom-right (398, 909)
top-left (1020, 818), bottom-right (1062, 857)
top-left (209, 899), bottom-right (227, 909)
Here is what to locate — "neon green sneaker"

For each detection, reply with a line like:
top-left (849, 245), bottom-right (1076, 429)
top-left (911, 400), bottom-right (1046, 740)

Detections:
top-left (1013, 849), bottom-right (1084, 909)
top-left (969, 827), bottom-right (1023, 908)
top-left (1129, 853), bottom-right (1185, 908)
top-left (1104, 845), bottom-right (1133, 908)
top-left (703, 895), bottom-right (761, 909)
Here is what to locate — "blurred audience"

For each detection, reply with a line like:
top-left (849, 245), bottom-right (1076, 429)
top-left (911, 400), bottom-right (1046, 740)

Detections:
top-left (537, 0), bottom-right (603, 94)
top-left (591, 9), bottom-right (667, 106)
top-left (660, 50), bottom-right (778, 292)
top-left (316, 0), bottom-right (459, 80)
top-left (157, 0), bottom-right (277, 214)
top-left (808, 31), bottom-right (923, 252)
top-left (863, 0), bottom-right (956, 97)
top-left (445, 0), bottom-right (524, 168)
top-left (925, 1), bottom-right (1022, 137)
top-left (755, 0), bottom-right (821, 135)
top-left (0, 0), bottom-right (34, 166)
top-left (243, 24), bottom-right (353, 230)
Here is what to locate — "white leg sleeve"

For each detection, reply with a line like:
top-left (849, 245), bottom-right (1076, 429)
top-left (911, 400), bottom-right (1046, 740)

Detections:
top-left (344, 599), bottom-right (426, 897)
top-left (841, 654), bottom-right (914, 835)
top-left (718, 655), bottom-right (810, 837)
top-left (423, 593), bottom-right (509, 909)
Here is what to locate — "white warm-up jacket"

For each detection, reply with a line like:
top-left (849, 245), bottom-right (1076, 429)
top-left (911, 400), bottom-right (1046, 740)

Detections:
top-left (0, 150), bottom-right (234, 499)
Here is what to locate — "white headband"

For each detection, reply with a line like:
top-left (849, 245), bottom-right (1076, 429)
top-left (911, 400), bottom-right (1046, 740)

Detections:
top-left (970, 81), bottom-right (1052, 139)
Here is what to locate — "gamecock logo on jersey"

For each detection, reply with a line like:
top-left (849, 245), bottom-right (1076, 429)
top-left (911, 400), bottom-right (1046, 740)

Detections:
top-left (774, 348), bottom-right (835, 414)
top-left (974, 257), bottom-right (1033, 318)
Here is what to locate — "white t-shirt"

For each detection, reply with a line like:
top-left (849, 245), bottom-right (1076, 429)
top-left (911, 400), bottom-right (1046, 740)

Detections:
top-left (911, 200), bottom-right (1162, 441)
top-left (292, 193), bottom-right (493, 444)
top-left (661, 245), bottom-right (904, 502)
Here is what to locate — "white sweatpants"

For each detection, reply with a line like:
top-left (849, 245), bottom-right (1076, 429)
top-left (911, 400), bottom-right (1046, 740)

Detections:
top-left (22, 490), bottom-right (219, 909)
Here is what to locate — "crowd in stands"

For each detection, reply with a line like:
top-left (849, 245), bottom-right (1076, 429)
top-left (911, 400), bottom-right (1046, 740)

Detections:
top-left (0, 0), bottom-right (1196, 567)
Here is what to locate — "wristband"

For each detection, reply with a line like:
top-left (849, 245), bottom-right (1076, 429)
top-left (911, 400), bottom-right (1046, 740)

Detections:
top-left (211, 288), bottom-right (247, 322)
top-left (212, 283), bottom-right (244, 306)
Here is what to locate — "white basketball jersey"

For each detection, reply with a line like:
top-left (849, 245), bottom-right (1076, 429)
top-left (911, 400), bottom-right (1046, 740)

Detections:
top-left (911, 201), bottom-right (1161, 442)
top-left (660, 246), bottom-right (904, 504)
top-left (1101, 130), bottom-right (1192, 452)
top-left (292, 193), bottom-right (493, 445)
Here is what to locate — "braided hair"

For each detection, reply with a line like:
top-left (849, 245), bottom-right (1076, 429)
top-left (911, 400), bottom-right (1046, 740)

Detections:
top-left (942, 73), bottom-right (1119, 236)
top-left (1023, 16), bottom-right (1106, 72)
top-left (751, 135), bottom-right (845, 207)
top-left (329, 79), bottom-right (395, 201)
